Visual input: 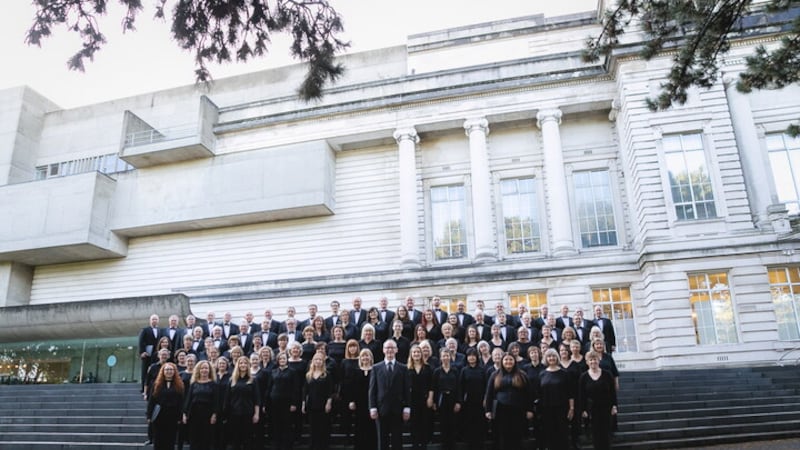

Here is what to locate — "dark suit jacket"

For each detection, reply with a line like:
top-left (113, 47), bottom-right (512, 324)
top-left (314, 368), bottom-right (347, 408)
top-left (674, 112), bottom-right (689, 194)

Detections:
top-left (409, 309), bottom-right (423, 325)
top-left (506, 315), bottom-right (521, 329)
top-left (474, 323), bottom-right (492, 342)
top-left (164, 327), bottom-right (184, 351)
top-left (202, 321), bottom-right (219, 338)
top-left (238, 333), bottom-right (254, 355)
top-left (350, 309), bottom-right (367, 328)
top-left (260, 330), bottom-right (279, 350)
top-left (456, 312), bottom-right (474, 328)
top-left (324, 315), bottom-right (340, 331)
top-left (556, 316), bottom-right (574, 330)
top-left (532, 317), bottom-right (546, 331)
top-left (433, 309), bottom-right (449, 326)
top-left (220, 322), bottom-right (239, 340)
top-left (368, 360), bottom-right (410, 417)
top-left (138, 326), bottom-right (162, 357)
top-left (594, 317), bottom-right (617, 350)
top-left (498, 325), bottom-right (517, 343)
top-left (379, 309), bottom-right (395, 326)
top-left (574, 325), bottom-right (590, 345)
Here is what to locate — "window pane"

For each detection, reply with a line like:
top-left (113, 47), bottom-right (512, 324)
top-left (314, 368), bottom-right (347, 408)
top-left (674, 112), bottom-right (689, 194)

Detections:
top-left (501, 178), bottom-right (541, 254)
top-left (574, 170), bottom-right (618, 248)
top-left (769, 267), bottom-right (800, 341)
top-left (431, 185), bottom-right (467, 260)
top-left (689, 272), bottom-right (737, 345)
top-left (664, 134), bottom-right (716, 221)
top-left (592, 287), bottom-right (637, 352)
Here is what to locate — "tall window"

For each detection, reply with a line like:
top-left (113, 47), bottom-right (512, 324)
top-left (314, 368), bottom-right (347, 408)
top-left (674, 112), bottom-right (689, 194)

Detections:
top-left (769, 267), bottom-right (800, 341)
top-left (592, 287), bottom-right (638, 352)
top-left (431, 185), bottom-right (467, 260)
top-left (500, 178), bottom-right (541, 254)
top-left (573, 170), bottom-right (618, 247)
top-left (509, 292), bottom-right (548, 319)
top-left (663, 134), bottom-right (717, 220)
top-left (689, 272), bottom-right (737, 345)
top-left (766, 133), bottom-right (800, 215)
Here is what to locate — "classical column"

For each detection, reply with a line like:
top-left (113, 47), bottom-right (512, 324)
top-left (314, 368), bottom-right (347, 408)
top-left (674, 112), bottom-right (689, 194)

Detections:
top-left (723, 74), bottom-right (777, 229)
top-left (394, 127), bottom-right (422, 268)
top-left (537, 108), bottom-right (576, 256)
top-left (464, 118), bottom-right (497, 262)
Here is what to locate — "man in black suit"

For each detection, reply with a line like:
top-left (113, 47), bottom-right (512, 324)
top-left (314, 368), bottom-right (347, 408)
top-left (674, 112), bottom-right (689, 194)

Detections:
top-left (138, 314), bottom-right (161, 392)
top-left (262, 308), bottom-right (281, 334)
top-left (237, 322), bottom-right (254, 355)
top-left (203, 311), bottom-right (218, 338)
top-left (573, 314), bottom-right (591, 346)
top-left (351, 297), bottom-right (367, 329)
top-left (454, 301), bottom-right (474, 328)
top-left (474, 300), bottom-right (493, 326)
top-left (284, 318), bottom-right (303, 344)
top-left (405, 296), bottom-right (423, 325)
top-left (473, 310), bottom-right (492, 342)
top-left (378, 296), bottom-right (395, 325)
top-left (183, 314), bottom-right (198, 337)
top-left (496, 313), bottom-right (517, 343)
top-left (325, 300), bottom-right (342, 330)
top-left (279, 306), bottom-right (298, 333)
top-left (299, 304), bottom-right (319, 330)
top-left (369, 340), bottom-right (410, 450)
top-left (533, 305), bottom-right (550, 332)
top-left (244, 311), bottom-right (260, 334)
top-left (221, 312), bottom-right (239, 340)
top-left (164, 314), bottom-right (184, 351)
top-left (576, 306), bottom-right (594, 330)
top-left (593, 305), bottom-right (617, 353)
top-left (431, 296), bottom-right (448, 325)
top-left (259, 320), bottom-right (279, 349)
top-left (556, 305), bottom-right (574, 330)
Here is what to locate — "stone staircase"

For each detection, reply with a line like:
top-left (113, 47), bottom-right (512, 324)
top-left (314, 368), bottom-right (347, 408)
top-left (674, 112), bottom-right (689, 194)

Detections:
top-left (613, 365), bottom-right (800, 449)
top-left (1, 365), bottom-right (798, 449)
top-left (0, 382), bottom-right (147, 450)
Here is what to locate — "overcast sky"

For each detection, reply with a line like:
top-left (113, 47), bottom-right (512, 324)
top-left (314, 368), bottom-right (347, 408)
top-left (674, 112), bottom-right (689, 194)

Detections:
top-left (0, 1), bottom-right (597, 109)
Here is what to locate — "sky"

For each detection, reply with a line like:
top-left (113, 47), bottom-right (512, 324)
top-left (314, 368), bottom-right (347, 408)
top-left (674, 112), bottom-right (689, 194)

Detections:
top-left (0, 1), bottom-right (597, 109)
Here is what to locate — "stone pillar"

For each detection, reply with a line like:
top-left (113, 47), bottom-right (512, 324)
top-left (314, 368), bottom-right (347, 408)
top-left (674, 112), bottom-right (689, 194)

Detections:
top-left (464, 118), bottom-right (496, 262)
top-left (723, 75), bottom-right (776, 229)
top-left (537, 108), bottom-right (576, 256)
top-left (394, 127), bottom-right (422, 269)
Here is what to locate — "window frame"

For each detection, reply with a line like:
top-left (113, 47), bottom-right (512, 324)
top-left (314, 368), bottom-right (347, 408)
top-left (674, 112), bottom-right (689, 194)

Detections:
top-left (424, 175), bottom-right (473, 265)
top-left (768, 266), bottom-right (800, 341)
top-left (565, 159), bottom-right (626, 252)
top-left (590, 286), bottom-right (639, 353)
top-left (687, 271), bottom-right (740, 346)
top-left (764, 133), bottom-right (800, 216)
top-left (493, 167), bottom-right (548, 259)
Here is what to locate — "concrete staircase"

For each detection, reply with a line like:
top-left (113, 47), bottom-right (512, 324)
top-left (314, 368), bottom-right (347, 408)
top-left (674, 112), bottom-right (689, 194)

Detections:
top-left (0, 383), bottom-right (146, 450)
top-left (613, 366), bottom-right (800, 449)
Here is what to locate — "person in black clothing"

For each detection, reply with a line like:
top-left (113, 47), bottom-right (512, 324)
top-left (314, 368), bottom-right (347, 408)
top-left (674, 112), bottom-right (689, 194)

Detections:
top-left (224, 356), bottom-right (261, 450)
top-left (327, 326), bottom-right (347, 364)
top-left (269, 352), bottom-right (300, 450)
top-left (406, 344), bottom-right (433, 450)
top-left (539, 348), bottom-right (575, 450)
top-left (579, 350), bottom-right (618, 450)
top-left (560, 342), bottom-right (584, 450)
top-left (457, 348), bottom-right (487, 450)
top-left (176, 354), bottom-right (196, 450)
top-left (388, 319), bottom-right (411, 364)
top-left (433, 348), bottom-right (460, 450)
top-left (345, 349), bottom-right (376, 450)
top-left (359, 324), bottom-right (383, 362)
top-left (303, 353), bottom-right (334, 450)
top-left (147, 362), bottom-right (184, 450)
top-left (182, 360), bottom-right (219, 450)
top-left (484, 353), bottom-right (533, 450)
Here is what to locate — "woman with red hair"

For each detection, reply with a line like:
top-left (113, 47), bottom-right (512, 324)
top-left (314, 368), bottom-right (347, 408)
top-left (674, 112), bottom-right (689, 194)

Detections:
top-left (147, 362), bottom-right (184, 450)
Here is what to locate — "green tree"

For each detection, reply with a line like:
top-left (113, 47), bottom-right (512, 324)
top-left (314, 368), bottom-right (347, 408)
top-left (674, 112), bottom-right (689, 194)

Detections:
top-left (584, 0), bottom-right (800, 135)
top-left (24, 0), bottom-right (349, 100)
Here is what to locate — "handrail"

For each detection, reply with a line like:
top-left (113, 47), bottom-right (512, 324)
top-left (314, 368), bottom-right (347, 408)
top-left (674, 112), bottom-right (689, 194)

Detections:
top-left (123, 124), bottom-right (197, 147)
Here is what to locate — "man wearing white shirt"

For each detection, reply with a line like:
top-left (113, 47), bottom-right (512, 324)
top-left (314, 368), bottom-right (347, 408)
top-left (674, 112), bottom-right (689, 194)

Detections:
top-left (369, 340), bottom-right (410, 450)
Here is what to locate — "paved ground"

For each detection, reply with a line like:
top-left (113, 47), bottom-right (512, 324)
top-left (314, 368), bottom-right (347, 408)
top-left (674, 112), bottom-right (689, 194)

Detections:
top-left (665, 438), bottom-right (800, 450)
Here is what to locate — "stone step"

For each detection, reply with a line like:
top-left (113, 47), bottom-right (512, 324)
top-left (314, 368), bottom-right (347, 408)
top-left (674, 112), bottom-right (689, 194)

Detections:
top-left (613, 429), bottom-right (800, 450)
top-left (0, 408), bottom-right (141, 418)
top-left (618, 401), bottom-right (800, 421)
top-left (0, 416), bottom-right (145, 425)
top-left (615, 418), bottom-right (800, 443)
top-left (0, 432), bottom-right (144, 444)
top-left (0, 423), bottom-right (147, 434)
top-left (618, 410), bottom-right (800, 432)
top-left (621, 394), bottom-right (800, 413)
top-left (617, 387), bottom-right (800, 405)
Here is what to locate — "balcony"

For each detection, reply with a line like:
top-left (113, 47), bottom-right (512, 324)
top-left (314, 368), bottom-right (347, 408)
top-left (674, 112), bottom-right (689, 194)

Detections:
top-left (0, 172), bottom-right (128, 265)
top-left (119, 95), bottom-right (218, 168)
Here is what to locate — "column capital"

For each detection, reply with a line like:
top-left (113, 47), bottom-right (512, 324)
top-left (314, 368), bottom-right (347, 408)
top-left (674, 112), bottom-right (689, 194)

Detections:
top-left (463, 117), bottom-right (489, 136)
top-left (393, 127), bottom-right (419, 144)
top-left (536, 108), bottom-right (562, 128)
top-left (608, 100), bottom-right (619, 122)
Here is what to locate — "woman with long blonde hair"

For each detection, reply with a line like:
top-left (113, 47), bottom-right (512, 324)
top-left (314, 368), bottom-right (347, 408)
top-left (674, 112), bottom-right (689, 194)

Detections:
top-left (182, 360), bottom-right (218, 450)
top-left (303, 353), bottom-right (333, 450)
top-left (225, 356), bottom-right (260, 450)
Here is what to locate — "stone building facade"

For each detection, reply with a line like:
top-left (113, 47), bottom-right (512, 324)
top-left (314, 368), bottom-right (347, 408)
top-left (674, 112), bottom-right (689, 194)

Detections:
top-left (1, 3), bottom-right (799, 377)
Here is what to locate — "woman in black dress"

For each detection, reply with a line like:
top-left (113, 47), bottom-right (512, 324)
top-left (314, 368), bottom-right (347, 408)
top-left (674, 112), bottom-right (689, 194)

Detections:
top-left (461, 325), bottom-right (481, 355)
top-left (269, 352), bottom-right (300, 450)
top-left (147, 362), bottom-right (184, 450)
top-left (457, 348), bottom-right (487, 450)
top-left (484, 353), bottom-right (533, 450)
top-left (539, 348), bottom-right (575, 450)
top-left (182, 360), bottom-right (219, 450)
top-left (433, 348), bottom-right (460, 450)
top-left (488, 324), bottom-right (507, 353)
top-left (224, 356), bottom-right (261, 450)
top-left (301, 327), bottom-right (318, 363)
top-left (338, 339), bottom-right (361, 442)
top-left (560, 342), bottom-right (584, 450)
top-left (388, 319), bottom-right (411, 364)
top-left (366, 307), bottom-right (389, 342)
top-left (578, 350), bottom-right (618, 450)
top-left (358, 324), bottom-right (383, 362)
top-left (339, 311), bottom-right (358, 342)
top-left (344, 349), bottom-right (377, 450)
top-left (421, 308), bottom-right (442, 343)
top-left (395, 305), bottom-right (415, 340)
top-left (327, 325), bottom-right (347, 364)
top-left (406, 344), bottom-right (434, 450)
top-left (311, 316), bottom-right (330, 343)
top-left (303, 353), bottom-right (334, 450)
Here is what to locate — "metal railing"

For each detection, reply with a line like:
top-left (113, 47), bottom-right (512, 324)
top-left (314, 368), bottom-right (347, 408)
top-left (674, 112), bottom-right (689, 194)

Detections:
top-left (776, 343), bottom-right (800, 366)
top-left (123, 124), bottom-right (197, 147)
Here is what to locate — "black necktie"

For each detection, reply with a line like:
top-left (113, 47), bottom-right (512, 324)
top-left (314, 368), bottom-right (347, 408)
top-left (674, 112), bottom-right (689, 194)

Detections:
top-left (388, 362), bottom-right (393, 372)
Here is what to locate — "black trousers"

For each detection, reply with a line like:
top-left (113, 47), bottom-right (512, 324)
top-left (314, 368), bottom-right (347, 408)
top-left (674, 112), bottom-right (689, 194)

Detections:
top-left (376, 411), bottom-right (403, 450)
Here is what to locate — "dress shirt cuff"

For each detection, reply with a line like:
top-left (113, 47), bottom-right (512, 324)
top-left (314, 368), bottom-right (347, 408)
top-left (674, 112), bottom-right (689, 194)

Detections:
top-left (370, 408), bottom-right (377, 415)
top-left (403, 407), bottom-right (410, 415)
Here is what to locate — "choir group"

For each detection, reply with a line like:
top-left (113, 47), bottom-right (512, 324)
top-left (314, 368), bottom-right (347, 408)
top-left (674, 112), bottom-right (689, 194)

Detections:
top-left (139, 296), bottom-right (620, 450)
